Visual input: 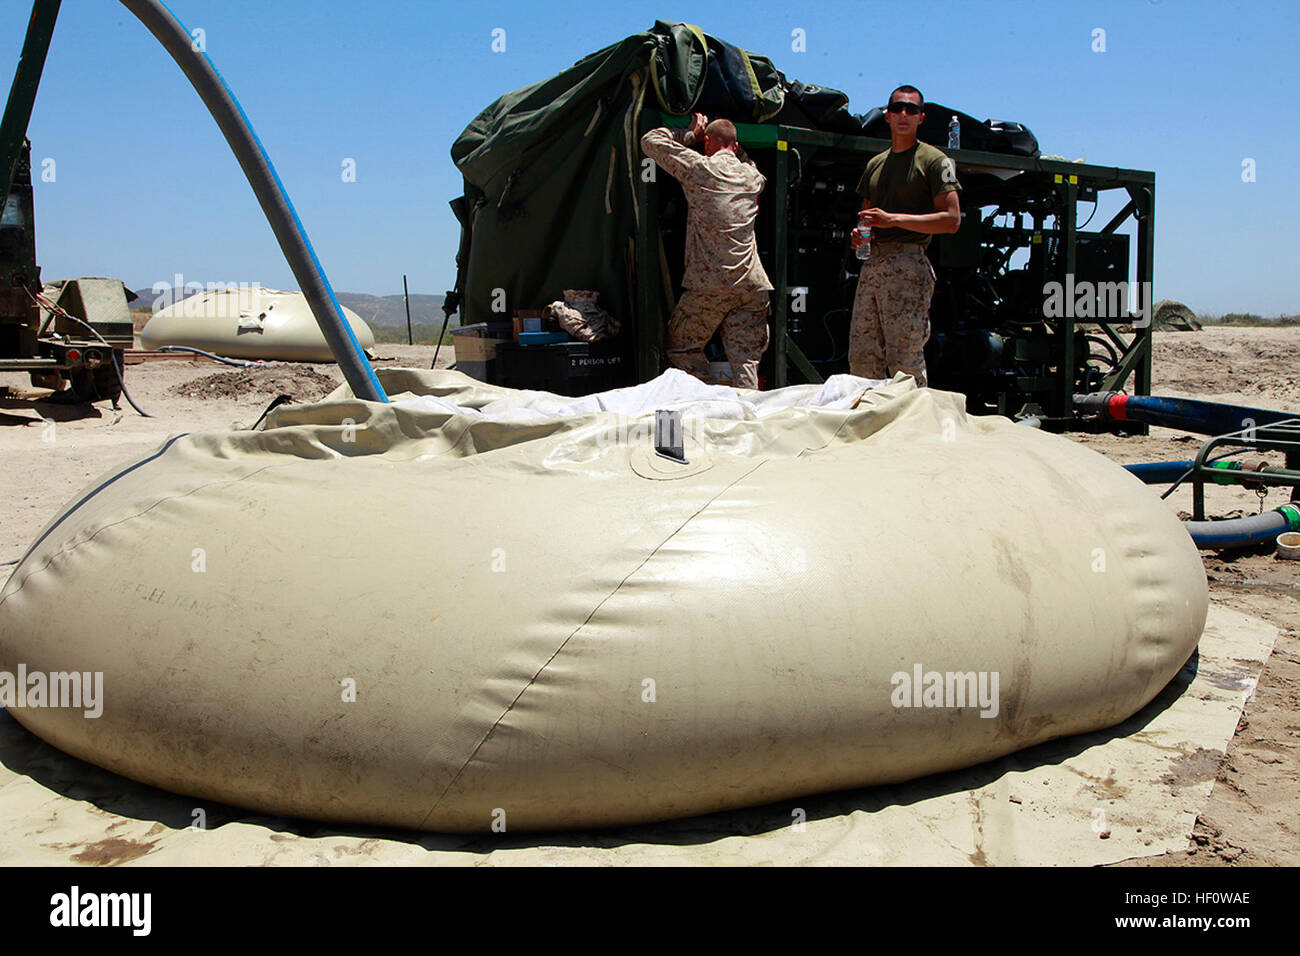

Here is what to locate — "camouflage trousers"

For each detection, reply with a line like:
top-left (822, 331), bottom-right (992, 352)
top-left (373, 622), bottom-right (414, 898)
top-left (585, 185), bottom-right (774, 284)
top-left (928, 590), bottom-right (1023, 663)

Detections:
top-left (849, 247), bottom-right (936, 387)
top-left (667, 288), bottom-right (771, 390)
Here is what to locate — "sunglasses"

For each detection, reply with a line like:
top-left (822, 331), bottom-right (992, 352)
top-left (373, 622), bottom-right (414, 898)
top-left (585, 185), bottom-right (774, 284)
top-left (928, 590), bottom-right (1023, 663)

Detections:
top-left (885, 101), bottom-right (922, 115)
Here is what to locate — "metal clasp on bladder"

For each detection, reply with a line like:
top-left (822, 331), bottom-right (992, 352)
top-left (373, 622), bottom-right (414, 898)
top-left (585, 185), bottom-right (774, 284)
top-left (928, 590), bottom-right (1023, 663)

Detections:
top-left (654, 409), bottom-right (688, 464)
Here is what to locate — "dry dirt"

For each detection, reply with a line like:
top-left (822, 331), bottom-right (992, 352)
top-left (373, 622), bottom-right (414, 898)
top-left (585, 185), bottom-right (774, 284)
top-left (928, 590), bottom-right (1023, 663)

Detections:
top-left (1064, 327), bottom-right (1300, 867)
top-left (165, 365), bottom-right (342, 403)
top-left (0, 329), bottom-right (1296, 866)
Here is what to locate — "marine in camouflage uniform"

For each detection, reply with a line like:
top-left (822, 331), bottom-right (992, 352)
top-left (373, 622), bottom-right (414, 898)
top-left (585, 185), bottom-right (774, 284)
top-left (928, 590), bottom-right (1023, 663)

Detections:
top-left (641, 116), bottom-right (772, 390)
top-left (851, 86), bottom-right (962, 387)
top-left (851, 245), bottom-right (936, 386)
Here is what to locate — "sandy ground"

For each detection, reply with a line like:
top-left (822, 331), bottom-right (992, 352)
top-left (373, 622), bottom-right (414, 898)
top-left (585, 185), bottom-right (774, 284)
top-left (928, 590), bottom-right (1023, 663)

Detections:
top-left (0, 329), bottom-right (1296, 866)
top-left (1065, 328), bottom-right (1300, 867)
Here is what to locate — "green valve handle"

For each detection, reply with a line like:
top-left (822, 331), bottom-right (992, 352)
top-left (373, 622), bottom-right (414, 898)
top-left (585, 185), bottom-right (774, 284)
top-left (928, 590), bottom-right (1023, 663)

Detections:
top-left (1277, 503), bottom-right (1300, 531)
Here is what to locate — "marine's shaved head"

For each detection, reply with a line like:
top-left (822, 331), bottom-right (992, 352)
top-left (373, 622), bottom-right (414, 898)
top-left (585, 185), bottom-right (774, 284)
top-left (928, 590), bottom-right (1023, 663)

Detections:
top-left (704, 119), bottom-right (737, 146)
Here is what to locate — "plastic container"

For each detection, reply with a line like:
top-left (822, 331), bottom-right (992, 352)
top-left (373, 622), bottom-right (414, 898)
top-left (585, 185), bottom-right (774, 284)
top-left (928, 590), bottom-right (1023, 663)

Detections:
top-left (855, 224), bottom-right (872, 261)
top-left (1276, 531), bottom-right (1300, 560)
top-left (517, 331), bottom-right (570, 346)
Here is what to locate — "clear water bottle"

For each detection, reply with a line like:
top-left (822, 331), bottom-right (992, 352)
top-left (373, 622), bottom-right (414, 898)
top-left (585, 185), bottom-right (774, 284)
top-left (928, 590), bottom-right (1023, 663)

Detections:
top-left (948, 115), bottom-right (960, 149)
top-left (855, 223), bottom-right (872, 260)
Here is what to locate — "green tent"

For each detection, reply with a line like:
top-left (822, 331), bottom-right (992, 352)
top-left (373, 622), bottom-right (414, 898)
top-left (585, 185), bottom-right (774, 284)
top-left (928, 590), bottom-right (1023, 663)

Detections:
top-left (448, 20), bottom-right (859, 382)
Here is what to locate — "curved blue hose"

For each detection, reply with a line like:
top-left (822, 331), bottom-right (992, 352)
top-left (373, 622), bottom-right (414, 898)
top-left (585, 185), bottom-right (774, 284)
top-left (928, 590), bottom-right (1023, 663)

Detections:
top-left (156, 345), bottom-right (261, 368)
top-left (118, 0), bottom-right (388, 403)
top-left (1185, 506), bottom-right (1299, 549)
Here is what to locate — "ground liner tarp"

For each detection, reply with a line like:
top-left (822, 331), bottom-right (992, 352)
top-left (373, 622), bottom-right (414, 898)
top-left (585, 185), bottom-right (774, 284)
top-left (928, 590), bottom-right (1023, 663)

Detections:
top-left (0, 370), bottom-right (1207, 832)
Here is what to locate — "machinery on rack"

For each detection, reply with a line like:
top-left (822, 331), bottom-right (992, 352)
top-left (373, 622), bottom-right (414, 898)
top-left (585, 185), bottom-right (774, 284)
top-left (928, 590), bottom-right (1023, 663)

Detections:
top-left (634, 115), bottom-right (1155, 425)
top-left (450, 22), bottom-right (1155, 428)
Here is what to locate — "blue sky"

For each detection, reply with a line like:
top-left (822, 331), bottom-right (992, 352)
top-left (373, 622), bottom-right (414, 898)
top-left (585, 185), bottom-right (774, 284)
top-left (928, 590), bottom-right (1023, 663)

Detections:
top-left (8, 0), bottom-right (1297, 314)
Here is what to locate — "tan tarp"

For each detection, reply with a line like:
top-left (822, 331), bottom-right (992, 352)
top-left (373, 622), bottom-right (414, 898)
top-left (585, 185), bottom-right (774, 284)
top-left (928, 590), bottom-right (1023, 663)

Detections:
top-left (0, 369), bottom-right (1207, 832)
top-left (140, 288), bottom-right (374, 362)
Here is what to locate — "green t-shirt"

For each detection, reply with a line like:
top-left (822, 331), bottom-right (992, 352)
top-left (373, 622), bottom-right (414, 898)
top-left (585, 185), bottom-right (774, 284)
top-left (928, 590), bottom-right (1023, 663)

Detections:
top-left (855, 141), bottom-right (960, 247)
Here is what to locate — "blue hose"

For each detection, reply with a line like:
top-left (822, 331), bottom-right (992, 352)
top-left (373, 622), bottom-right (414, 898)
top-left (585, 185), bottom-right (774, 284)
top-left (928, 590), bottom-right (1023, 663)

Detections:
top-left (1096, 392), bottom-right (1300, 548)
top-left (118, 0), bottom-right (388, 403)
top-left (1077, 392), bottom-right (1295, 436)
top-left (156, 345), bottom-right (262, 368)
top-left (1185, 505), bottom-right (1300, 549)
top-left (1125, 459), bottom-right (1300, 549)
top-left (1124, 461), bottom-right (1194, 484)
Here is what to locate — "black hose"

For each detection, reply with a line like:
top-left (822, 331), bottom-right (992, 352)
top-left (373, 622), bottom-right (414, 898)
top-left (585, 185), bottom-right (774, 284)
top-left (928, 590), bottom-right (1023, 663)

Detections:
top-left (248, 393), bottom-right (294, 430)
top-left (156, 345), bottom-right (261, 367)
top-left (1084, 334), bottom-right (1119, 366)
top-left (117, 0), bottom-right (388, 404)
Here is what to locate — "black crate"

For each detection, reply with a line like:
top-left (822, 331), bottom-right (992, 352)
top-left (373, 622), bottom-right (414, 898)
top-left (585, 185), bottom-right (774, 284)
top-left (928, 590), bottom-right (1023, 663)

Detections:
top-left (456, 359), bottom-right (498, 384)
top-left (496, 340), bottom-right (631, 396)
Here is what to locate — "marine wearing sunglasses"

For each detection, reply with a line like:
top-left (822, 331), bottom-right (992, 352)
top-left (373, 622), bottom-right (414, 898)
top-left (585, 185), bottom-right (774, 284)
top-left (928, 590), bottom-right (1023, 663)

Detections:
top-left (847, 85), bottom-right (962, 386)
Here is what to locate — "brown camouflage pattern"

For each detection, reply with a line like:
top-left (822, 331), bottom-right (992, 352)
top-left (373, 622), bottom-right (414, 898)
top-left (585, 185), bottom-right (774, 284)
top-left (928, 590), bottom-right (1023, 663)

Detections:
top-left (640, 128), bottom-right (772, 293)
top-left (545, 289), bottom-right (620, 342)
top-left (849, 247), bottom-right (936, 387)
top-left (667, 289), bottom-right (770, 389)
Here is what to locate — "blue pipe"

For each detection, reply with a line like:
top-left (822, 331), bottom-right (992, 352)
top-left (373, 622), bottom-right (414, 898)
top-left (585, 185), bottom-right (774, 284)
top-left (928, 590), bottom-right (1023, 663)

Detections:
top-left (118, 0), bottom-right (388, 403)
top-left (1124, 459), bottom-right (1268, 486)
top-left (1185, 505), bottom-right (1300, 550)
top-left (1077, 392), bottom-right (1295, 436)
top-left (1124, 461), bottom-right (1193, 484)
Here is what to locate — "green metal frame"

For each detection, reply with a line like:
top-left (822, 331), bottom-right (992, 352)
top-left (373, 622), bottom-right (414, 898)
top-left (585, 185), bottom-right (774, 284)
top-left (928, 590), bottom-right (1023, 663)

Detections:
top-left (1191, 419), bottom-right (1300, 521)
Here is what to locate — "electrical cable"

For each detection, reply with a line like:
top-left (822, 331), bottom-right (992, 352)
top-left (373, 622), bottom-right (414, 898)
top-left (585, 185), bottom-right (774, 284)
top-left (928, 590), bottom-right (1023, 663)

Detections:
top-left (1078, 198), bottom-right (1098, 230)
top-left (819, 307), bottom-right (850, 363)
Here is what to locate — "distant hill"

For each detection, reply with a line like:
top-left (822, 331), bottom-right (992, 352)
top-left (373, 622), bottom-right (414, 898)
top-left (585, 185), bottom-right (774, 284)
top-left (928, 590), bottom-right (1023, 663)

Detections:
top-left (335, 293), bottom-right (446, 327)
top-left (130, 288), bottom-right (450, 327)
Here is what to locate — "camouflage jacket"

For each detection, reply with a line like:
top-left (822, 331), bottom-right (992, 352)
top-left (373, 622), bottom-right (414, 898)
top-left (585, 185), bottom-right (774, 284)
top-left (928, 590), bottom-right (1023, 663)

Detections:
top-left (640, 127), bottom-right (773, 293)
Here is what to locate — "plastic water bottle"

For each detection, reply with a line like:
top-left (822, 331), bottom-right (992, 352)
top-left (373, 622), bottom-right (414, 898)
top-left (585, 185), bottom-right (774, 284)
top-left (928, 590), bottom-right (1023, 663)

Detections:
top-left (948, 115), bottom-right (960, 149)
top-left (855, 223), bottom-right (871, 260)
